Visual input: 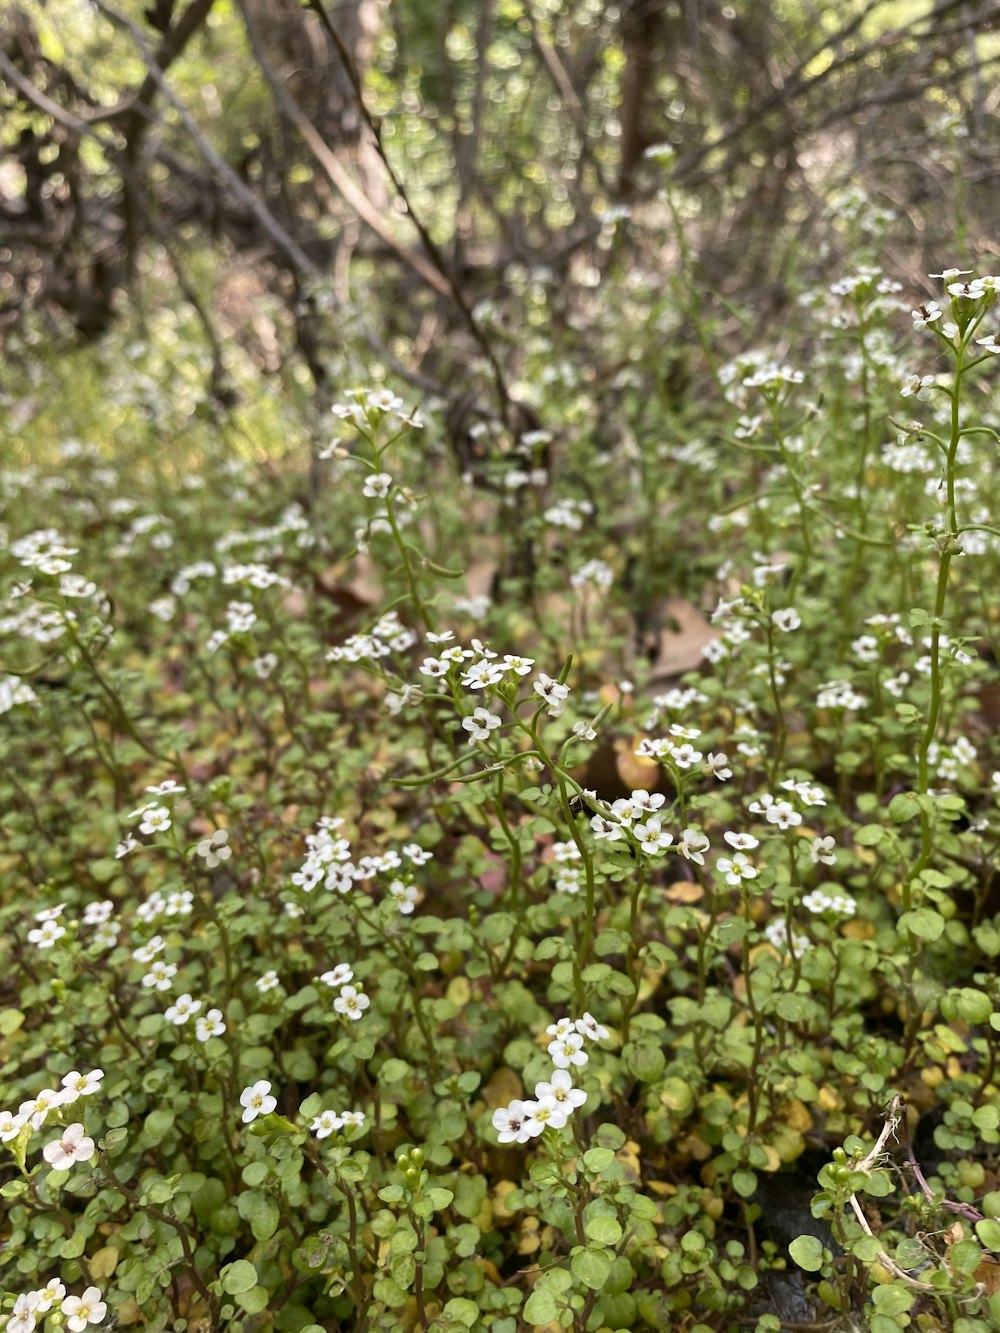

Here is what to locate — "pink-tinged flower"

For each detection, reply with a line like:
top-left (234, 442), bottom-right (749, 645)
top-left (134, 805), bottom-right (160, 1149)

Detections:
top-left (42, 1122), bottom-right (96, 1170)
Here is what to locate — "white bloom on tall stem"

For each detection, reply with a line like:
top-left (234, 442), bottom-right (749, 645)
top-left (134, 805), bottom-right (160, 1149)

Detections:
top-left (462, 707), bottom-right (502, 742)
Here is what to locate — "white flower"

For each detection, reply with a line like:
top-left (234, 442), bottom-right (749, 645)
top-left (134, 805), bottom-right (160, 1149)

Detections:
top-left (142, 961), bottom-right (177, 991)
top-left (164, 993), bottom-right (202, 1025)
top-left (772, 608), bottom-right (801, 631)
top-left (533, 673), bottom-right (570, 716)
top-left (575, 1012), bottom-right (609, 1042)
top-left (418, 656), bottom-right (449, 678)
top-left (132, 935), bottom-right (164, 963)
top-left (256, 970), bottom-right (281, 993)
top-left (503, 654), bottom-right (534, 675)
top-left (320, 963), bottom-right (354, 989)
top-left (388, 879), bottom-right (419, 914)
top-left (61, 1069), bottom-right (104, 1101)
top-left (717, 852), bottom-right (758, 885)
top-left (548, 1032), bottom-right (588, 1069)
top-left (240, 1080), bottom-right (277, 1123)
top-left (62, 1287), bottom-right (107, 1331)
top-left (534, 1069), bottom-right (587, 1111)
top-left (33, 1278), bottom-right (66, 1312)
top-left (20, 1089), bottom-right (67, 1130)
top-left (195, 1009), bottom-right (226, 1042)
top-left (462, 659), bottom-right (505, 690)
top-left (363, 472), bottom-right (393, 499)
top-left (27, 919), bottom-right (66, 948)
top-left (115, 833), bottom-right (138, 858)
top-left (492, 1099), bottom-right (533, 1144)
top-left (334, 985), bottom-right (370, 1020)
top-left (705, 752), bottom-right (732, 780)
top-left (590, 814), bottom-right (623, 841)
top-left (340, 1110), bottom-right (365, 1130)
top-left (0, 1109), bottom-right (26, 1141)
top-left (678, 828), bottom-right (710, 864)
top-left (462, 707), bottom-right (502, 742)
top-left (633, 814), bottom-right (672, 855)
top-left (42, 1122), bottom-right (96, 1170)
top-left (83, 900), bottom-right (114, 926)
top-left (196, 830), bottom-right (231, 867)
top-left (546, 1016), bottom-right (576, 1040)
top-left (523, 1098), bottom-right (569, 1134)
top-left (139, 805), bottom-right (171, 836)
top-left (766, 800), bottom-right (802, 830)
top-left (8, 1293), bottom-right (41, 1333)
top-left (311, 1110), bottom-right (344, 1138)
top-left (145, 779), bottom-right (185, 797)
top-left (809, 836), bottom-right (837, 865)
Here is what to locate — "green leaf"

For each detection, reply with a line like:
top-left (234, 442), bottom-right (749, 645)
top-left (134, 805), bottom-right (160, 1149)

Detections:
top-left (975, 1219), bottom-right (1000, 1251)
top-left (854, 824), bottom-right (886, 846)
top-left (584, 1214), bottom-right (623, 1245)
top-left (572, 1246), bottom-right (613, 1289)
top-left (522, 1288), bottom-right (559, 1324)
top-left (898, 908), bottom-right (944, 941)
top-left (442, 1298), bottom-right (481, 1327)
top-left (222, 1260), bottom-right (258, 1294)
top-left (236, 1285), bottom-right (270, 1314)
top-left (237, 1189), bottom-right (280, 1241)
top-left (789, 1235), bottom-right (824, 1271)
top-left (732, 1170), bottom-right (757, 1198)
top-left (582, 1147), bottom-right (616, 1174)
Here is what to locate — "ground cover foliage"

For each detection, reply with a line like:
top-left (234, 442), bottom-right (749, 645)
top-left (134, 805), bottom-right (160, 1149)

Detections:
top-left (5, 233), bottom-right (1000, 1332)
top-left (5, 5), bottom-right (1000, 1333)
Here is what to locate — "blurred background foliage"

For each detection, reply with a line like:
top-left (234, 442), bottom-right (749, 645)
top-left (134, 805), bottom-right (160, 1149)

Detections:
top-left (1, 0), bottom-right (999, 464)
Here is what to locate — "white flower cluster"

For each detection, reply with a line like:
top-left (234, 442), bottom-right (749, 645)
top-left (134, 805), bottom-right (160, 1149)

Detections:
top-left (492, 1013), bottom-right (608, 1144)
top-left (802, 889), bottom-right (856, 916)
top-left (290, 816), bottom-right (430, 920)
top-left (816, 678), bottom-right (868, 711)
top-left (6, 1282), bottom-right (107, 1333)
top-left (327, 610), bottom-right (417, 663)
top-left (0, 1069), bottom-right (103, 1195)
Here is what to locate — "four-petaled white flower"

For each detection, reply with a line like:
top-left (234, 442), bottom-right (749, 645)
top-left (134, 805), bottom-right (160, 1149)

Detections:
top-left (548, 1032), bottom-right (588, 1069)
top-left (165, 993), bottom-right (202, 1025)
top-left (139, 805), bottom-right (172, 835)
top-left (320, 963), bottom-right (354, 989)
top-left (492, 1099), bottom-right (532, 1144)
top-left (533, 673), bottom-right (570, 716)
top-left (772, 608), bottom-right (801, 631)
top-left (197, 830), bottom-right (231, 867)
top-left (42, 1122), bottom-right (96, 1170)
top-left (633, 814), bottom-right (672, 855)
top-left (678, 828), bottom-right (710, 864)
top-left (62, 1286), bottom-right (107, 1331)
top-left (576, 1012), bottom-right (609, 1042)
top-left (534, 1069), bottom-right (587, 1111)
top-left (195, 1008), bottom-right (226, 1042)
top-left (240, 1080), bottom-right (277, 1123)
top-left (810, 835), bottom-right (837, 865)
top-left (311, 1110), bottom-right (344, 1138)
top-left (61, 1069), bottom-right (104, 1100)
top-left (462, 660), bottom-right (505, 690)
top-left (462, 707), bottom-right (502, 742)
top-left (363, 472), bottom-right (392, 498)
top-left (717, 852), bottom-right (758, 885)
top-left (334, 985), bottom-right (370, 1020)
